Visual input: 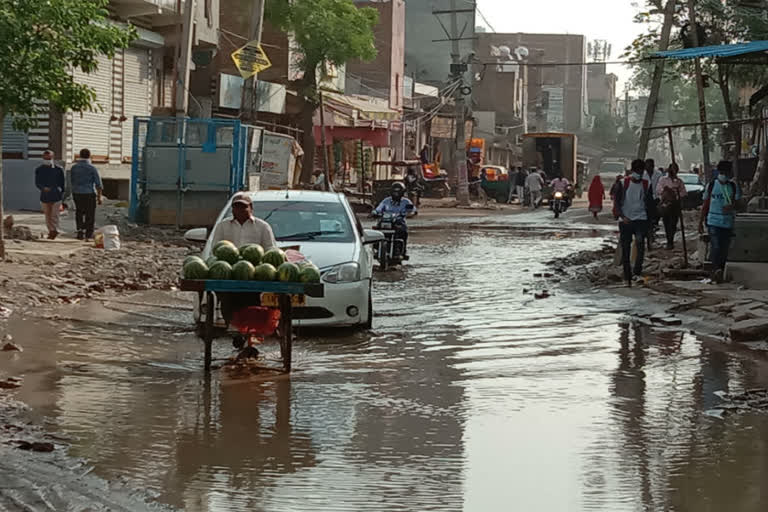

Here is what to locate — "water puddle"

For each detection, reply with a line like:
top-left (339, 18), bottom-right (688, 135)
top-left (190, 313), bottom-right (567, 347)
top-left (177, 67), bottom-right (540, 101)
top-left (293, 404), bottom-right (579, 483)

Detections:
top-left (2, 228), bottom-right (767, 511)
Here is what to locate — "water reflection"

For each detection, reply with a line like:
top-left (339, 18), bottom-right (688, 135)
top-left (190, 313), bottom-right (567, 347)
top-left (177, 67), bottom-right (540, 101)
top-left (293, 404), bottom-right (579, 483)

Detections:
top-left (3, 228), bottom-right (768, 511)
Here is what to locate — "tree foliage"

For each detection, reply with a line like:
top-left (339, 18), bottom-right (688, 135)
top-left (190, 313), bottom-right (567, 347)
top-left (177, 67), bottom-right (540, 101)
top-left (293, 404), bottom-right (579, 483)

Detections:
top-left (265, 0), bottom-right (378, 181)
top-left (623, 0), bottom-right (768, 156)
top-left (0, 0), bottom-right (135, 129)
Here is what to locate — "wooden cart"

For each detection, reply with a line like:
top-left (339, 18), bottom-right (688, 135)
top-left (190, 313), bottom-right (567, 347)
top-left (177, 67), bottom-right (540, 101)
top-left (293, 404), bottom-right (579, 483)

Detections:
top-left (179, 279), bottom-right (325, 372)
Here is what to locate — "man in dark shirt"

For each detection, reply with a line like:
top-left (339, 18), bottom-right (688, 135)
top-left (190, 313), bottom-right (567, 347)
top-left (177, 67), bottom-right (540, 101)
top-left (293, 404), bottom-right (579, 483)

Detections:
top-left (69, 148), bottom-right (103, 240)
top-left (34, 150), bottom-right (66, 239)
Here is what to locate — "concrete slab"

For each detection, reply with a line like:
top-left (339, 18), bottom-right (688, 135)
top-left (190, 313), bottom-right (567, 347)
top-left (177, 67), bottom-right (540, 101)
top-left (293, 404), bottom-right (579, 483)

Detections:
top-left (727, 262), bottom-right (768, 291)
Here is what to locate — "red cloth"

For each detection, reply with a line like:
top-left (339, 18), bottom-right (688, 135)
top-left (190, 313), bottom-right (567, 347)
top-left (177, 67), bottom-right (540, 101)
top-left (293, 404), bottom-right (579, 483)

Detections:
top-left (588, 175), bottom-right (605, 210)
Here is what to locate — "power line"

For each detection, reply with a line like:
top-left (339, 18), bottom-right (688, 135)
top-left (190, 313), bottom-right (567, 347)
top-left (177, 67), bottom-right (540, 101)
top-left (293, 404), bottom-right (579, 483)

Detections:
top-left (475, 7), bottom-right (496, 33)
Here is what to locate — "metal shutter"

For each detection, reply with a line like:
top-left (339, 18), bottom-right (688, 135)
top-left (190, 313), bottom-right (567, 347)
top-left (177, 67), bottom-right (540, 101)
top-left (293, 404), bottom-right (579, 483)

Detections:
top-left (71, 54), bottom-right (112, 160)
top-left (2, 116), bottom-right (27, 156)
top-left (122, 48), bottom-right (152, 160)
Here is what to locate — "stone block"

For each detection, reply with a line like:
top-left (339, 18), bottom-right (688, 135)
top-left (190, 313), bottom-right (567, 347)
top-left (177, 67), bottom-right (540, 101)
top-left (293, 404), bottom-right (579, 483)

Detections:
top-left (730, 318), bottom-right (768, 342)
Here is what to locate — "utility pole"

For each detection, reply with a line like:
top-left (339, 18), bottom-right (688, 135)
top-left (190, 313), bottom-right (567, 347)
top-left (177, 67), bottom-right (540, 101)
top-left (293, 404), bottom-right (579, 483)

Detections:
top-left (318, 91), bottom-right (330, 189)
top-left (241, 0), bottom-right (266, 123)
top-left (175, 0), bottom-right (196, 119)
top-left (687, 0), bottom-right (712, 179)
top-left (637, 0), bottom-right (676, 160)
top-left (449, 0), bottom-right (470, 206)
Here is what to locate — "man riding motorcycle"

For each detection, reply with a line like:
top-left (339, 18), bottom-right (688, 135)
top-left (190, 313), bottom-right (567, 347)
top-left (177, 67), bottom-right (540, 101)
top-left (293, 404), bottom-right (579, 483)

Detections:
top-left (404, 167), bottom-right (423, 206)
top-left (372, 182), bottom-right (416, 256)
top-left (550, 174), bottom-right (572, 208)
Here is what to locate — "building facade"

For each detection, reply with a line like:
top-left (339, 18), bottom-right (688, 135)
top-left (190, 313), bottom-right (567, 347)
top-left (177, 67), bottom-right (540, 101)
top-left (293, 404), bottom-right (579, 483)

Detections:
top-left (2, 0), bottom-right (219, 205)
top-left (587, 62), bottom-right (618, 116)
top-left (475, 32), bottom-right (587, 134)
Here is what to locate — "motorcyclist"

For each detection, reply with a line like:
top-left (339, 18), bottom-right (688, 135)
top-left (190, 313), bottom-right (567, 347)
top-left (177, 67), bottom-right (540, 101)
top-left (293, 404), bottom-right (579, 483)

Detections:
top-left (372, 182), bottom-right (416, 254)
top-left (550, 173), bottom-right (572, 207)
top-left (404, 167), bottom-right (423, 204)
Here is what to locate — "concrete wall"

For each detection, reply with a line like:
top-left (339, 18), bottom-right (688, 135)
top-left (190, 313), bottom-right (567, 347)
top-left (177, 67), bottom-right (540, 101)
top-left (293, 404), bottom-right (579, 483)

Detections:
top-left (2, 159), bottom-right (44, 211)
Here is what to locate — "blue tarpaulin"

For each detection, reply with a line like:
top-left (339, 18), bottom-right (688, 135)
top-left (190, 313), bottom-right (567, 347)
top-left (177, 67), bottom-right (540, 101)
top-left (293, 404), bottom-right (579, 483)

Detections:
top-left (652, 40), bottom-right (768, 60)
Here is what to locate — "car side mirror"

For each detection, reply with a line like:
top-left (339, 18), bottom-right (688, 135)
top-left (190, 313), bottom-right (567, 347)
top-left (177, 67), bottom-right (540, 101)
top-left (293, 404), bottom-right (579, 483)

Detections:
top-left (184, 227), bottom-right (208, 243)
top-left (363, 229), bottom-right (385, 245)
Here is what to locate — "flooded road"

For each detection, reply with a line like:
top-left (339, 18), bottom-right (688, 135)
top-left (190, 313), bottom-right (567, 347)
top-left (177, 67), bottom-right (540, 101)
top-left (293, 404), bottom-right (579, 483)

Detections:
top-left (3, 211), bottom-right (768, 511)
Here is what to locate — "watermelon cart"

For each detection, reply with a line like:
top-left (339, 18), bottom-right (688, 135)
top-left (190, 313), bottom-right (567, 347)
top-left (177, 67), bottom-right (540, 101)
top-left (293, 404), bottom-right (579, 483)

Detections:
top-left (179, 279), bottom-right (324, 372)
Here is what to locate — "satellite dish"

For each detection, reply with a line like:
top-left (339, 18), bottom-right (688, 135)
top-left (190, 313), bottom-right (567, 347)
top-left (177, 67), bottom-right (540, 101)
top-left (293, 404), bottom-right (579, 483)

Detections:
top-left (514, 46), bottom-right (529, 60)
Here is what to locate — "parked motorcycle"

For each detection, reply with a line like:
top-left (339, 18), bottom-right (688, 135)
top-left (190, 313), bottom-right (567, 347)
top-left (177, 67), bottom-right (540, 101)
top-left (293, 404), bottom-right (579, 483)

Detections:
top-left (405, 172), bottom-right (423, 207)
top-left (372, 212), bottom-right (412, 270)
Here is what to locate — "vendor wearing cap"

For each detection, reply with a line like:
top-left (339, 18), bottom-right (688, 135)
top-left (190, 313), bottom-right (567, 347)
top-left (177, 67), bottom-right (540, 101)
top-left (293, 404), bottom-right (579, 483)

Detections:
top-left (211, 192), bottom-right (276, 249)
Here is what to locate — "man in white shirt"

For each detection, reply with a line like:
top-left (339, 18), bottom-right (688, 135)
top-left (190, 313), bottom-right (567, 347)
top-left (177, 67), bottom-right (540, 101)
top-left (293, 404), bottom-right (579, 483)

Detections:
top-left (211, 192), bottom-right (276, 249)
top-left (525, 168), bottom-right (544, 209)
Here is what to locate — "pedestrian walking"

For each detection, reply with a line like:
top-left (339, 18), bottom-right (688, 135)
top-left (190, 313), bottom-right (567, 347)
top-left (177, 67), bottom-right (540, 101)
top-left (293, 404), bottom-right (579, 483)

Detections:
top-left (69, 148), bottom-right (103, 240)
top-left (587, 175), bottom-right (605, 219)
top-left (34, 150), bottom-right (66, 239)
top-left (507, 167), bottom-right (519, 204)
top-left (645, 158), bottom-right (663, 248)
top-left (515, 167), bottom-right (527, 205)
top-left (525, 167), bottom-right (544, 208)
top-left (656, 162), bottom-right (687, 249)
top-left (613, 159), bottom-right (655, 286)
top-left (699, 160), bottom-right (741, 283)
top-left (609, 174), bottom-right (623, 201)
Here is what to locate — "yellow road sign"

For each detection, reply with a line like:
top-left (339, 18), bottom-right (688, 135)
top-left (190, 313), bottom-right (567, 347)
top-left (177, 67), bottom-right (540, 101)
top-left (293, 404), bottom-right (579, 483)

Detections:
top-left (231, 41), bottom-right (272, 79)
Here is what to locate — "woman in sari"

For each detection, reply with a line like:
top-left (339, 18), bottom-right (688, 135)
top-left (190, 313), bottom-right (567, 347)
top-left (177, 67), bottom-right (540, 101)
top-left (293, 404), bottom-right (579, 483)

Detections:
top-left (588, 175), bottom-right (605, 219)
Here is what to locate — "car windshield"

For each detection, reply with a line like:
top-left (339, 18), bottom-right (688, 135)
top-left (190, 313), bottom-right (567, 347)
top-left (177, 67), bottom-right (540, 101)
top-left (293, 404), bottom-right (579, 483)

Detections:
top-left (680, 174), bottom-right (701, 185)
top-left (251, 200), bottom-right (355, 242)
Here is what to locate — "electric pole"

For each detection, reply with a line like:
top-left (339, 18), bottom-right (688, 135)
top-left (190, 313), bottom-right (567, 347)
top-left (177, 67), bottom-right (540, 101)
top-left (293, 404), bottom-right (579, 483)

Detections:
top-left (175, 0), bottom-right (196, 119)
top-left (687, 0), bottom-right (712, 178)
top-left (241, 0), bottom-right (266, 123)
top-left (449, 0), bottom-right (470, 206)
top-left (637, 0), bottom-right (676, 160)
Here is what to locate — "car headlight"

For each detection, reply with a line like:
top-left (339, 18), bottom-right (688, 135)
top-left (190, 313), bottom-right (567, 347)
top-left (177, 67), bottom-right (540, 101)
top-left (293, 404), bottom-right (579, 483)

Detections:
top-left (323, 262), bottom-right (361, 283)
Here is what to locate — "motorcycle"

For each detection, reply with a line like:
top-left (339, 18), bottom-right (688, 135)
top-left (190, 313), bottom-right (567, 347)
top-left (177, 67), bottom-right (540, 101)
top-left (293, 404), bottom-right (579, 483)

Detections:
top-left (405, 174), bottom-right (423, 207)
top-left (550, 186), bottom-right (572, 218)
top-left (372, 211), bottom-right (413, 270)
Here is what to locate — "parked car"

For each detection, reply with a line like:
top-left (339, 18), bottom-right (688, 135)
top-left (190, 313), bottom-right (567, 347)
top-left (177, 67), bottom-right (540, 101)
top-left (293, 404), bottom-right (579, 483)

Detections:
top-left (184, 190), bottom-right (385, 328)
top-left (678, 173), bottom-right (705, 209)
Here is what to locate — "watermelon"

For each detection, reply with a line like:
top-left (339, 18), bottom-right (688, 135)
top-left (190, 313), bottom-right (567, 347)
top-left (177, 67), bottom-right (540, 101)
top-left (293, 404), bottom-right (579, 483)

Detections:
top-left (232, 260), bottom-right (255, 281)
top-left (262, 248), bottom-right (287, 268)
top-left (184, 255), bottom-right (203, 267)
top-left (277, 262), bottom-right (300, 282)
top-left (205, 256), bottom-right (218, 267)
top-left (239, 244), bottom-right (264, 265)
top-left (208, 261), bottom-right (233, 280)
top-left (299, 266), bottom-right (321, 283)
top-left (253, 263), bottom-right (278, 282)
top-left (214, 240), bottom-right (236, 252)
top-left (182, 258), bottom-right (208, 279)
top-left (214, 243), bottom-right (241, 265)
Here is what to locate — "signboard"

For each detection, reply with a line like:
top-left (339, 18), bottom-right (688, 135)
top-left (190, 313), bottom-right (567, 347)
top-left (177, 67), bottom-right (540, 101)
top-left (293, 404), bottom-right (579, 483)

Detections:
top-left (260, 132), bottom-right (297, 189)
top-left (218, 74), bottom-right (286, 113)
top-left (430, 117), bottom-right (474, 140)
top-left (231, 41), bottom-right (272, 80)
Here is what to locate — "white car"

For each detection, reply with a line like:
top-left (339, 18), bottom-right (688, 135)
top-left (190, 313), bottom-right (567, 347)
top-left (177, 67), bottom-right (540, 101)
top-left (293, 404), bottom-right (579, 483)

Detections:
top-left (184, 190), bottom-right (384, 328)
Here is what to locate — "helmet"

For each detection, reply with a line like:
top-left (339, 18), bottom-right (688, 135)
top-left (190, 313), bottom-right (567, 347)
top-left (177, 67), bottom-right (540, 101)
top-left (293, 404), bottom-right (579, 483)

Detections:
top-left (391, 182), bottom-right (405, 200)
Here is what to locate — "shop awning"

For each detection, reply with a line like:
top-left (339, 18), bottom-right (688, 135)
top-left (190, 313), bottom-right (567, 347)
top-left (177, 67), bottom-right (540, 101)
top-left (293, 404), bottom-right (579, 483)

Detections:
top-left (651, 40), bottom-right (768, 60)
top-left (323, 92), bottom-right (400, 121)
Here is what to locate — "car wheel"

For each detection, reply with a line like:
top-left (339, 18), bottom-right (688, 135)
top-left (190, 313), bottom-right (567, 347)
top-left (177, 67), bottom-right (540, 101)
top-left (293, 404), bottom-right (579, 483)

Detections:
top-left (363, 282), bottom-right (373, 329)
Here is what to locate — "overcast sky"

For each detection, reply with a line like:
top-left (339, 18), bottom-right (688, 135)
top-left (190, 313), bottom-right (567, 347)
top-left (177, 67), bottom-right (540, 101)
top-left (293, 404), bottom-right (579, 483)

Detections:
top-left (475, 0), bottom-right (642, 90)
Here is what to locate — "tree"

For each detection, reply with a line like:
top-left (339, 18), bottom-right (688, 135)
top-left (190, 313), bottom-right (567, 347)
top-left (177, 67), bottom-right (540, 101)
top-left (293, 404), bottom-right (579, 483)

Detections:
top-left (0, 0), bottom-right (134, 258)
top-left (623, 0), bottom-right (768, 159)
top-left (266, 0), bottom-right (378, 183)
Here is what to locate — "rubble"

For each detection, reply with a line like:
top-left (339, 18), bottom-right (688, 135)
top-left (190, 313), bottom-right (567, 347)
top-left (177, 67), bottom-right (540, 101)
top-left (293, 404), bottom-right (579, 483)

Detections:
top-left (730, 318), bottom-right (768, 342)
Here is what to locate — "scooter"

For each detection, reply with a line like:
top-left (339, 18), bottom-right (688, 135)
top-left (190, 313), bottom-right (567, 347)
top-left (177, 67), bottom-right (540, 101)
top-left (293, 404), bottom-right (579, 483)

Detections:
top-left (372, 211), bottom-right (413, 270)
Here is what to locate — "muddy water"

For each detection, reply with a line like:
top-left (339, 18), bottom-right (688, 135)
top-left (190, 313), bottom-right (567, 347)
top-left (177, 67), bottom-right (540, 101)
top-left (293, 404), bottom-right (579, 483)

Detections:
top-left (3, 224), bottom-right (768, 511)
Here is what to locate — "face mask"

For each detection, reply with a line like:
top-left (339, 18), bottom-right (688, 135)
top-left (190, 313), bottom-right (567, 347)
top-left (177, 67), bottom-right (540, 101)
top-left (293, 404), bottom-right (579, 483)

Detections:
top-left (631, 172), bottom-right (642, 181)
top-left (717, 174), bottom-right (729, 184)
top-left (43, 159), bottom-right (53, 166)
